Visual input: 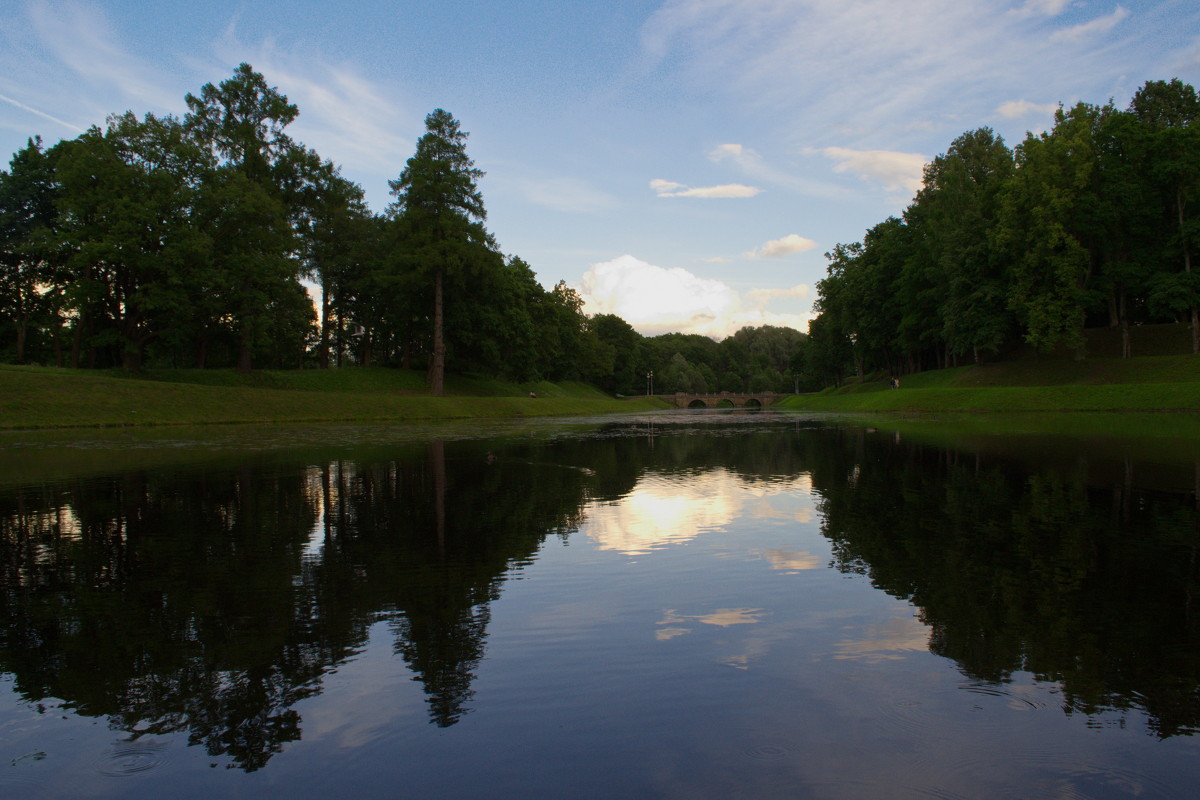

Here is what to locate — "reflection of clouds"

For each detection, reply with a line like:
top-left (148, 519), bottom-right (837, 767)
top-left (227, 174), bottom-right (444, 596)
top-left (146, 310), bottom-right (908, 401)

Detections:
top-left (761, 549), bottom-right (822, 572)
top-left (656, 608), bottom-right (767, 641)
top-left (584, 472), bottom-right (738, 554)
top-left (833, 615), bottom-right (931, 662)
top-left (584, 470), bottom-right (817, 555)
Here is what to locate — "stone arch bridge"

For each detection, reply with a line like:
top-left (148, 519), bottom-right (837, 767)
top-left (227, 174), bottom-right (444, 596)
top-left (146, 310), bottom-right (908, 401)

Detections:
top-left (657, 392), bottom-right (782, 409)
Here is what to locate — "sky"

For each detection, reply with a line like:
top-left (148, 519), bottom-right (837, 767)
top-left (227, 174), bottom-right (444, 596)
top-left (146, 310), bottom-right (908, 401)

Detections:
top-left (2, 0), bottom-right (1198, 339)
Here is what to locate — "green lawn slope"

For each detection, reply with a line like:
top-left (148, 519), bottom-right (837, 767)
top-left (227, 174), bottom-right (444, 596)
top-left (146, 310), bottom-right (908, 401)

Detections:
top-left (0, 365), bottom-right (667, 430)
top-left (778, 354), bottom-right (1200, 412)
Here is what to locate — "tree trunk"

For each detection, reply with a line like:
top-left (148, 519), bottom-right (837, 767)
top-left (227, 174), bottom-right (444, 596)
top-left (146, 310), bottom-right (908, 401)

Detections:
top-left (335, 315), bottom-right (343, 368)
top-left (70, 319), bottom-right (83, 368)
top-left (14, 319), bottom-right (28, 364)
top-left (194, 335), bottom-right (209, 369)
top-left (428, 266), bottom-right (445, 395)
top-left (1120, 290), bottom-right (1131, 359)
top-left (1177, 186), bottom-right (1197, 354)
top-left (361, 334), bottom-right (372, 368)
top-left (318, 281), bottom-right (331, 369)
top-left (121, 343), bottom-right (143, 372)
top-left (237, 329), bottom-right (253, 374)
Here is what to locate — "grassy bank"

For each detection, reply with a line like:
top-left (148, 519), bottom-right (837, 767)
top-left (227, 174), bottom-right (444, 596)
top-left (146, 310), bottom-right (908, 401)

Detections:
top-left (778, 354), bottom-right (1200, 412)
top-left (0, 365), bottom-right (667, 430)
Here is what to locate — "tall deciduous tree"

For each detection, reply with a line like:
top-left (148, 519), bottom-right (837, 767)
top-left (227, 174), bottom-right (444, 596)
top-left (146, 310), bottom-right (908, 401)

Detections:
top-left (388, 109), bottom-right (494, 394)
top-left (919, 128), bottom-right (1015, 363)
top-left (53, 113), bottom-right (211, 370)
top-left (998, 103), bottom-right (1111, 354)
top-left (0, 137), bottom-right (61, 364)
top-left (1130, 79), bottom-right (1200, 353)
top-left (184, 63), bottom-right (305, 372)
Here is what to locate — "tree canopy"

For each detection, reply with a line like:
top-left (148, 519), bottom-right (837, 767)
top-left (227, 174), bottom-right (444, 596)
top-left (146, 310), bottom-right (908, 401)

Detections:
top-left (1, 63), bottom-right (811, 391)
top-left (800, 78), bottom-right (1200, 388)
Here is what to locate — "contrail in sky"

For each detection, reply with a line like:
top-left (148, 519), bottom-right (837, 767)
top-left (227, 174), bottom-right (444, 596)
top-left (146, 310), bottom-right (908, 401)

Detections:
top-left (0, 93), bottom-right (86, 135)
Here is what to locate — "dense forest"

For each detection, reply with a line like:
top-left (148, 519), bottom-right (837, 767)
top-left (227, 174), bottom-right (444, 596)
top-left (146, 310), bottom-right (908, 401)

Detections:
top-left (0, 63), bottom-right (803, 395)
top-left (7, 67), bottom-right (1195, 396)
top-left (798, 78), bottom-right (1200, 389)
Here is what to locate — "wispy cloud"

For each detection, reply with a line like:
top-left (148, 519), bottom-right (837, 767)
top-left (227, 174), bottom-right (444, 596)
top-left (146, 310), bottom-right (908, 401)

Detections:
top-left (28, 0), bottom-right (180, 112)
top-left (709, 142), bottom-right (851, 199)
top-left (211, 28), bottom-right (415, 178)
top-left (1049, 5), bottom-right (1130, 43)
top-left (0, 92), bottom-right (85, 134)
top-left (812, 147), bottom-right (926, 194)
top-left (640, 0), bottom-right (1147, 161)
top-left (1012, 0), bottom-right (1074, 19)
top-left (650, 177), bottom-right (761, 198)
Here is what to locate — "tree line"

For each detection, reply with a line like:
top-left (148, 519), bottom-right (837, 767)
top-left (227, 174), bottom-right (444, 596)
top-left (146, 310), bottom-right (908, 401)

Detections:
top-left (0, 63), bottom-right (805, 395)
top-left (798, 78), bottom-right (1199, 389)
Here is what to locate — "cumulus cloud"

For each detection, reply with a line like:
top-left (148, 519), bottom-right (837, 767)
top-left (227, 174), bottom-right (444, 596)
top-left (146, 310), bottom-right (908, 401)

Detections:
top-left (1049, 5), bottom-right (1130, 43)
top-left (813, 147), bottom-right (926, 194)
top-left (745, 234), bottom-right (817, 259)
top-left (996, 99), bottom-right (1059, 118)
top-left (579, 254), bottom-right (812, 338)
top-left (650, 178), bottom-right (761, 198)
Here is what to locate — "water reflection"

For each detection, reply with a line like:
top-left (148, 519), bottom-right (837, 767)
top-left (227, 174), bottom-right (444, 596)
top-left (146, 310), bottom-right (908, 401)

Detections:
top-left (0, 415), bottom-right (1198, 787)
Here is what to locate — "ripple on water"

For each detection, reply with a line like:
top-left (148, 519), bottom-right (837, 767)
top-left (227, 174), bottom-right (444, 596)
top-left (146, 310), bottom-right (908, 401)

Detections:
top-left (96, 737), bottom-right (171, 777)
top-left (878, 682), bottom-right (1049, 738)
top-left (743, 742), bottom-right (791, 760)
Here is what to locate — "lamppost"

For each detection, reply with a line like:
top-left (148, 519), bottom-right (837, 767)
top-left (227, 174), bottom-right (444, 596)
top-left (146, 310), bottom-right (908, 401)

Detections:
top-left (646, 370), bottom-right (654, 395)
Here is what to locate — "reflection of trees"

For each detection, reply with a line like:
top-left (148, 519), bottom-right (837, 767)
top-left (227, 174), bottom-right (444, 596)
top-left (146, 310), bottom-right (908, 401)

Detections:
top-left (2, 417), bottom-right (1198, 771)
top-left (806, 427), bottom-right (1200, 738)
top-left (0, 436), bottom-right (601, 768)
top-left (0, 469), bottom-right (332, 771)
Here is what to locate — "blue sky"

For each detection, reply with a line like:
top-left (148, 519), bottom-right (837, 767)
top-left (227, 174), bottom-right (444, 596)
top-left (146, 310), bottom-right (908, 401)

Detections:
top-left (2, 0), bottom-right (1198, 338)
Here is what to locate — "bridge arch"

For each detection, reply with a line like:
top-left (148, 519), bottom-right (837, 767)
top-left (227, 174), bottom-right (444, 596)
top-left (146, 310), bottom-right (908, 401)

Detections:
top-left (666, 392), bottom-right (780, 409)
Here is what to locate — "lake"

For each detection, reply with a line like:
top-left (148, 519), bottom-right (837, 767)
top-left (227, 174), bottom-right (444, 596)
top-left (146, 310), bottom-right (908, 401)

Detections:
top-left (1, 411), bottom-right (1198, 798)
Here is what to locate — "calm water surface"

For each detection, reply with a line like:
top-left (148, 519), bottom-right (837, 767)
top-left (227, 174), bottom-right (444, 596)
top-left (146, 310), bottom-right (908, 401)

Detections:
top-left (1, 412), bottom-right (1198, 798)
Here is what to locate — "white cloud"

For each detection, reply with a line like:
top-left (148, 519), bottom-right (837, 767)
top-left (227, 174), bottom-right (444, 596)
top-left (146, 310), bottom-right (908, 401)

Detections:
top-left (1013, 0), bottom-right (1074, 18)
top-left (745, 234), bottom-right (817, 259)
top-left (1050, 6), bottom-right (1130, 43)
top-left (813, 146), bottom-right (926, 194)
top-left (650, 178), bottom-right (686, 194)
top-left (650, 178), bottom-right (761, 198)
top-left (996, 99), bottom-right (1059, 119)
top-left (579, 254), bottom-right (812, 338)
